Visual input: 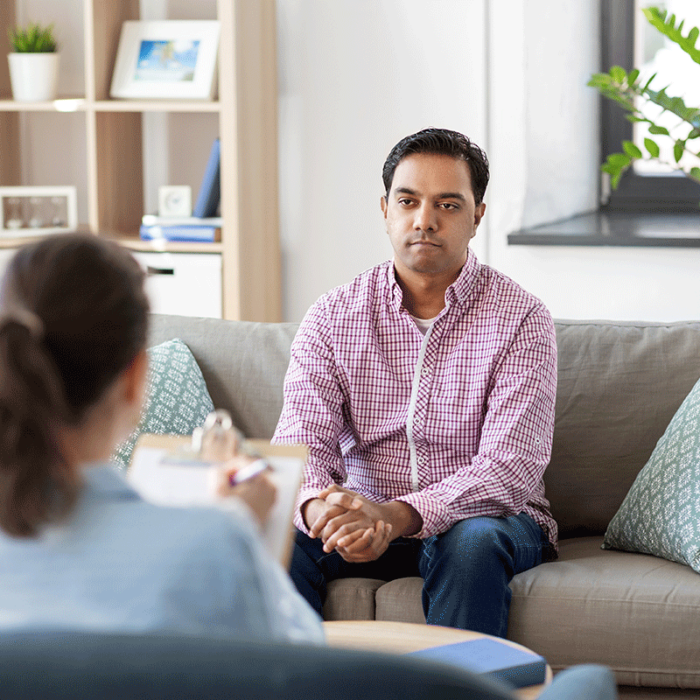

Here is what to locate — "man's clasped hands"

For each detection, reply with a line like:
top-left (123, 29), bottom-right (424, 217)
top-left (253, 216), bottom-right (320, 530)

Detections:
top-left (302, 485), bottom-right (423, 563)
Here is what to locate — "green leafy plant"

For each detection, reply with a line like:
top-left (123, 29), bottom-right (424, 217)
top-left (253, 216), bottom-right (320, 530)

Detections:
top-left (8, 22), bottom-right (58, 53)
top-left (588, 6), bottom-right (700, 189)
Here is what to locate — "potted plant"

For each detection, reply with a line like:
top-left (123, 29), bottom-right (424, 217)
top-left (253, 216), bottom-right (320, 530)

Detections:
top-left (588, 6), bottom-right (700, 190)
top-left (7, 22), bottom-right (59, 102)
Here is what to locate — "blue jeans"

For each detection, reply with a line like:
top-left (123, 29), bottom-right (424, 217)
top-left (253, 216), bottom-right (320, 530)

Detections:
top-left (290, 514), bottom-right (550, 638)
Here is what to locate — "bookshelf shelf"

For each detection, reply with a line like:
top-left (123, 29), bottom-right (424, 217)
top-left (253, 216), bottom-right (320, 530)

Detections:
top-left (92, 100), bottom-right (222, 113)
top-left (0, 0), bottom-right (280, 321)
top-left (0, 98), bottom-right (88, 112)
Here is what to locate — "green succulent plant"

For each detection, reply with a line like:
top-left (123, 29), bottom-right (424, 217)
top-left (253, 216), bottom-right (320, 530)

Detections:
top-left (588, 6), bottom-right (700, 189)
top-left (8, 22), bottom-right (58, 53)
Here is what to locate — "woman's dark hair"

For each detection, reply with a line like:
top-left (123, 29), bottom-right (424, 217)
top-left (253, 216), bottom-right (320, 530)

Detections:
top-left (0, 233), bottom-right (149, 537)
top-left (382, 128), bottom-right (490, 205)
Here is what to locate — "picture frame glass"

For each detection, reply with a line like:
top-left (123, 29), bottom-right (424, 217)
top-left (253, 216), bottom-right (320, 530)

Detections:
top-left (136, 40), bottom-right (199, 83)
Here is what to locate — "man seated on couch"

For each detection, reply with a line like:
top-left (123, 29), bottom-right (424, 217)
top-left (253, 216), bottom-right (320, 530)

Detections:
top-left (274, 128), bottom-right (558, 637)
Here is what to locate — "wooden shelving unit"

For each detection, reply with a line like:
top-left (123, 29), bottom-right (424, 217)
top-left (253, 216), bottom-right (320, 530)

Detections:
top-left (0, 0), bottom-right (280, 322)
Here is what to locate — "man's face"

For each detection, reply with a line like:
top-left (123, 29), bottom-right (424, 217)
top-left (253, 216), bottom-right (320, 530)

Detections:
top-left (381, 153), bottom-right (485, 283)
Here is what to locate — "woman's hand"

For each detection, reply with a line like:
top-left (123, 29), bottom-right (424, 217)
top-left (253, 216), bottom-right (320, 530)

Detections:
top-left (218, 456), bottom-right (276, 525)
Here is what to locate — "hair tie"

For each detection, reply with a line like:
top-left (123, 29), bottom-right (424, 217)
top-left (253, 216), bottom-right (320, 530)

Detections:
top-left (0, 309), bottom-right (44, 340)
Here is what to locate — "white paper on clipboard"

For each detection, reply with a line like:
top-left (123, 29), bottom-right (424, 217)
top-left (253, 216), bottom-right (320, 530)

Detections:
top-left (127, 438), bottom-right (305, 568)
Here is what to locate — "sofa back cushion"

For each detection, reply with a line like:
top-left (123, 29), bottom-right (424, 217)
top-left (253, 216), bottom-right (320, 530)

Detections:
top-left (148, 315), bottom-right (700, 539)
top-left (148, 315), bottom-right (299, 440)
top-left (549, 320), bottom-right (700, 538)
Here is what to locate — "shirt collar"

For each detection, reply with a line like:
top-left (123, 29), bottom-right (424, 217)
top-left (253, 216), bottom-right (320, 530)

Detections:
top-left (446, 247), bottom-right (480, 309)
top-left (386, 248), bottom-right (480, 312)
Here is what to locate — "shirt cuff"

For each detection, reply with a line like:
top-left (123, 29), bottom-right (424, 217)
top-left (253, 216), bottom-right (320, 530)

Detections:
top-left (293, 487), bottom-right (321, 535)
top-left (394, 492), bottom-right (453, 539)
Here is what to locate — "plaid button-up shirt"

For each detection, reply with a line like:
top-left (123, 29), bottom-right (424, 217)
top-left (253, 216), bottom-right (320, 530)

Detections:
top-left (274, 249), bottom-right (558, 547)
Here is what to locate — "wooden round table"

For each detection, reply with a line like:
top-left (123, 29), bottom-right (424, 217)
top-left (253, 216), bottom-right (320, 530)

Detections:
top-left (324, 620), bottom-right (552, 700)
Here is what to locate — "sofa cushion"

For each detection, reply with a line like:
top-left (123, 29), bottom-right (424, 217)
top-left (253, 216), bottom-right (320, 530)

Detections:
top-left (547, 321), bottom-right (700, 538)
top-left (148, 315), bottom-right (299, 439)
top-left (323, 578), bottom-right (386, 621)
top-left (112, 339), bottom-right (214, 469)
top-left (324, 576), bottom-right (426, 624)
top-left (602, 376), bottom-right (700, 572)
top-left (375, 578), bottom-right (425, 623)
top-left (507, 537), bottom-right (700, 689)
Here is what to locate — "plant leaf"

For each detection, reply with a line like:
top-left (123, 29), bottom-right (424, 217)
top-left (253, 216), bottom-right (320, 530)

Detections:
top-left (644, 138), bottom-right (660, 157)
top-left (623, 140), bottom-right (643, 159)
top-left (608, 153), bottom-right (632, 168)
top-left (643, 72), bottom-right (658, 91)
top-left (674, 140), bottom-right (685, 162)
top-left (690, 167), bottom-right (700, 182)
top-left (648, 124), bottom-right (670, 135)
top-left (609, 65), bottom-right (627, 83)
top-left (643, 6), bottom-right (700, 65)
top-left (8, 22), bottom-right (57, 52)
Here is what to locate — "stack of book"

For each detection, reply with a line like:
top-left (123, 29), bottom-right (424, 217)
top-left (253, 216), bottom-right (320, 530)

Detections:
top-left (139, 215), bottom-right (222, 243)
top-left (140, 138), bottom-right (221, 243)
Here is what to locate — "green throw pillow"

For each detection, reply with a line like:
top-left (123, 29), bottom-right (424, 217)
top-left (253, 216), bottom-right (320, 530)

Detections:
top-left (111, 338), bottom-right (215, 470)
top-left (603, 376), bottom-right (700, 572)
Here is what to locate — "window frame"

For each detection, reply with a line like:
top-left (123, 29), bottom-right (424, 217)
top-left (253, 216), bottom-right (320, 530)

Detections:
top-left (600, 0), bottom-right (700, 212)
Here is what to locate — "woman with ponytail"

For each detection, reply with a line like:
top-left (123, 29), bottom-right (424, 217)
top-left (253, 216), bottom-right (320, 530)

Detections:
top-left (0, 234), bottom-right (323, 643)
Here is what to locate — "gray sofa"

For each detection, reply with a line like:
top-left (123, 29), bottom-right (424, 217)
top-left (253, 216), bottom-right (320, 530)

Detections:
top-left (149, 314), bottom-right (700, 699)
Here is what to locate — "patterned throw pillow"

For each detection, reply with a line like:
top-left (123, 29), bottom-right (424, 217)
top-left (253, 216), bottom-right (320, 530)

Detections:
top-left (111, 339), bottom-right (215, 470)
top-left (603, 376), bottom-right (700, 572)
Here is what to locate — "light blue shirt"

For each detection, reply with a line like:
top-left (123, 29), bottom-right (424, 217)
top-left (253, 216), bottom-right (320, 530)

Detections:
top-left (0, 464), bottom-right (324, 644)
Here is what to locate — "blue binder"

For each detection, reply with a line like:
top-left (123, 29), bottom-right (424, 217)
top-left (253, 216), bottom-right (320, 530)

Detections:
top-left (193, 138), bottom-right (221, 218)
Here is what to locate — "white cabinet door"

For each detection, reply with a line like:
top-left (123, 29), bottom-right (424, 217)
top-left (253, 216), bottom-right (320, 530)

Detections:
top-left (132, 252), bottom-right (222, 319)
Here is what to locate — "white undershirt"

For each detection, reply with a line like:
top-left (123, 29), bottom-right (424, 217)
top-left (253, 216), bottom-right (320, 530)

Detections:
top-left (410, 314), bottom-right (437, 336)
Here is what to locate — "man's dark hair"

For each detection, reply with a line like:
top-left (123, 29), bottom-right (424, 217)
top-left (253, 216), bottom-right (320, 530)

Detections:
top-left (382, 128), bottom-right (490, 205)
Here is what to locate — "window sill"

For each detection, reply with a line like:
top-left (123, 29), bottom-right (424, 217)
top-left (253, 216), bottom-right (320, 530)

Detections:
top-left (507, 209), bottom-right (700, 247)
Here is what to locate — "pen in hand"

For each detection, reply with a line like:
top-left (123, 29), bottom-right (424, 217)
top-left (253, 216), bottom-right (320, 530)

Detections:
top-left (229, 458), bottom-right (270, 485)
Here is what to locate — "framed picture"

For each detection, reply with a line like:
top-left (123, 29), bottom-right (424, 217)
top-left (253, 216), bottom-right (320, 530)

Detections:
top-left (0, 186), bottom-right (78, 236)
top-left (110, 21), bottom-right (220, 100)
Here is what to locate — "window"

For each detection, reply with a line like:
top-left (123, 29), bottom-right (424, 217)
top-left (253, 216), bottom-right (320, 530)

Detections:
top-left (600, 0), bottom-right (700, 212)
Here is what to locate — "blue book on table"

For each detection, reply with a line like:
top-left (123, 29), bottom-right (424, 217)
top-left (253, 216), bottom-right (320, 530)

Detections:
top-left (408, 638), bottom-right (546, 688)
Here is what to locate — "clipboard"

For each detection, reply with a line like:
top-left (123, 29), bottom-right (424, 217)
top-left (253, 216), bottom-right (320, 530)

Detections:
top-left (127, 434), bottom-right (306, 569)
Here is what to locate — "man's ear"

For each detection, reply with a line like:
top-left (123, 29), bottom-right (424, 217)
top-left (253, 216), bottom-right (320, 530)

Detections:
top-left (474, 202), bottom-right (486, 228)
top-left (469, 202), bottom-right (486, 240)
top-left (380, 195), bottom-right (388, 219)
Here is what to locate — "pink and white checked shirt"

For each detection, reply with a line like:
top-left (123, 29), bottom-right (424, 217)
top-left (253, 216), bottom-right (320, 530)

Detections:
top-left (274, 249), bottom-right (558, 547)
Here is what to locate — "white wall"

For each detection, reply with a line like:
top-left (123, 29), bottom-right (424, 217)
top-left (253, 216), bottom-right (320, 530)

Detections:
top-left (277, 0), bottom-right (489, 320)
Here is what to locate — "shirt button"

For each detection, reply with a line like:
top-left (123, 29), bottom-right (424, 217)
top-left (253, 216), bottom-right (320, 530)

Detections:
top-left (417, 456), bottom-right (427, 467)
top-left (421, 367), bottom-right (430, 376)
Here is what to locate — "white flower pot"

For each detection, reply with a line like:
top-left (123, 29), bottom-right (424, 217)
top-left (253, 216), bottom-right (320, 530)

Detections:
top-left (7, 53), bottom-right (60, 102)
